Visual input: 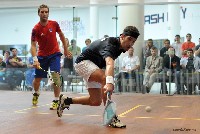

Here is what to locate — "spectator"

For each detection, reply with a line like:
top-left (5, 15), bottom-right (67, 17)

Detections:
top-left (25, 55), bottom-right (35, 91)
top-left (3, 50), bottom-right (10, 63)
top-left (0, 54), bottom-right (6, 81)
top-left (194, 38), bottom-right (200, 58)
top-left (181, 33), bottom-right (195, 57)
top-left (82, 38), bottom-right (91, 52)
top-left (180, 48), bottom-right (200, 95)
top-left (162, 47), bottom-right (181, 94)
top-left (143, 39), bottom-right (154, 69)
top-left (171, 35), bottom-right (183, 58)
top-left (160, 39), bottom-right (171, 58)
top-left (68, 39), bottom-right (81, 57)
top-left (115, 47), bottom-right (140, 92)
top-left (143, 46), bottom-right (163, 93)
top-left (5, 48), bottom-right (24, 90)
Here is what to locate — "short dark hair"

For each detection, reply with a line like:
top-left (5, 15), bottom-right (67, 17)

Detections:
top-left (10, 48), bottom-right (17, 51)
top-left (38, 4), bottom-right (49, 14)
top-left (4, 50), bottom-right (10, 55)
top-left (186, 33), bottom-right (191, 37)
top-left (123, 26), bottom-right (140, 39)
top-left (175, 35), bottom-right (180, 38)
top-left (164, 39), bottom-right (170, 44)
top-left (187, 48), bottom-right (193, 53)
top-left (85, 38), bottom-right (91, 43)
top-left (71, 39), bottom-right (76, 44)
top-left (151, 46), bottom-right (157, 50)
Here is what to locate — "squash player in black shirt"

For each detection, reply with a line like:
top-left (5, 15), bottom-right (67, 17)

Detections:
top-left (57, 26), bottom-right (140, 128)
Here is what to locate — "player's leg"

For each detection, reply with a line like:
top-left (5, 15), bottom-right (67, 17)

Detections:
top-left (32, 57), bottom-right (48, 105)
top-left (61, 68), bottom-right (106, 106)
top-left (72, 69), bottom-right (106, 106)
top-left (49, 53), bottom-right (62, 110)
top-left (72, 60), bottom-right (106, 106)
top-left (57, 61), bottom-right (106, 117)
top-left (32, 77), bottom-right (42, 105)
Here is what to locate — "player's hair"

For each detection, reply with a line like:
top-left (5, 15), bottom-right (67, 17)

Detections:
top-left (123, 26), bottom-right (140, 39)
top-left (38, 4), bottom-right (49, 14)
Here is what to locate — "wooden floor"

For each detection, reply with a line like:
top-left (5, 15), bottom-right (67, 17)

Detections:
top-left (0, 90), bottom-right (200, 134)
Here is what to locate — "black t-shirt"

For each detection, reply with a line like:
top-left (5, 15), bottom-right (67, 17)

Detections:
top-left (195, 44), bottom-right (200, 57)
top-left (163, 55), bottom-right (180, 71)
top-left (0, 61), bottom-right (6, 71)
top-left (160, 47), bottom-right (169, 58)
top-left (75, 37), bottom-right (125, 69)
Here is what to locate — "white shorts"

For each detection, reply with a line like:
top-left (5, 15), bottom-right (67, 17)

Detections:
top-left (74, 60), bottom-right (101, 89)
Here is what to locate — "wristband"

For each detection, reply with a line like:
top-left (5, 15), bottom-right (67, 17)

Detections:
top-left (33, 56), bottom-right (38, 62)
top-left (106, 76), bottom-right (114, 85)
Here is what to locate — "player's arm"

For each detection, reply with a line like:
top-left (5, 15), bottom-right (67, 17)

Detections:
top-left (31, 40), bottom-right (40, 68)
top-left (58, 31), bottom-right (72, 58)
top-left (104, 56), bottom-right (115, 94)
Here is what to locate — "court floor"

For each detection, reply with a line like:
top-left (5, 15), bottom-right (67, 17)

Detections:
top-left (0, 90), bottom-right (200, 134)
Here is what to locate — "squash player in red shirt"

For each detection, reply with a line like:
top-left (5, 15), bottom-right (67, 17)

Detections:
top-left (30, 4), bottom-right (72, 109)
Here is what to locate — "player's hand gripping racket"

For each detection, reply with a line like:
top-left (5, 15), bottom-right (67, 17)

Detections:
top-left (38, 66), bottom-right (63, 87)
top-left (103, 92), bottom-right (116, 126)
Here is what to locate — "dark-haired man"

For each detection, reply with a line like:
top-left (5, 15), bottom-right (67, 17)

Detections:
top-left (57, 26), bottom-right (140, 128)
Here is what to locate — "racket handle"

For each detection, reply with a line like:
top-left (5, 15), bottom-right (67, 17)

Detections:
top-left (107, 92), bottom-right (111, 100)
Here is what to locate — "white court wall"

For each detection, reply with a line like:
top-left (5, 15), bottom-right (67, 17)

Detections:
top-left (144, 4), bottom-right (200, 45)
top-left (0, 4), bottom-right (200, 50)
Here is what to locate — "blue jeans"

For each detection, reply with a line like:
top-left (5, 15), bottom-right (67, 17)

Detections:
top-left (25, 68), bottom-right (35, 86)
top-left (5, 68), bottom-right (24, 88)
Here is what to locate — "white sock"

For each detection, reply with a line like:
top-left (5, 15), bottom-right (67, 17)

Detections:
top-left (55, 97), bottom-right (59, 100)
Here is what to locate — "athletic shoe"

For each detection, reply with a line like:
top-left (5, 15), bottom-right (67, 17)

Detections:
top-left (32, 93), bottom-right (40, 105)
top-left (109, 115), bottom-right (126, 128)
top-left (57, 94), bottom-right (70, 117)
top-left (49, 100), bottom-right (59, 110)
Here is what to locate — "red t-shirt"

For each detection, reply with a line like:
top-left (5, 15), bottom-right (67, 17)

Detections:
top-left (181, 42), bottom-right (195, 51)
top-left (31, 20), bottom-right (61, 56)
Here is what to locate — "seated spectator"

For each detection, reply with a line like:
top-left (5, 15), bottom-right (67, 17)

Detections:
top-left (3, 50), bottom-right (10, 62)
top-left (180, 48), bottom-right (200, 95)
top-left (143, 39), bottom-right (154, 69)
top-left (194, 38), bottom-right (200, 58)
top-left (160, 39), bottom-right (171, 58)
top-left (143, 46), bottom-right (163, 93)
top-left (162, 47), bottom-right (181, 94)
top-left (25, 56), bottom-right (35, 91)
top-left (0, 54), bottom-right (6, 81)
top-left (115, 47), bottom-right (140, 92)
top-left (5, 48), bottom-right (24, 90)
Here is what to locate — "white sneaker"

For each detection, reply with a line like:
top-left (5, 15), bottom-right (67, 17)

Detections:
top-left (109, 116), bottom-right (126, 128)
